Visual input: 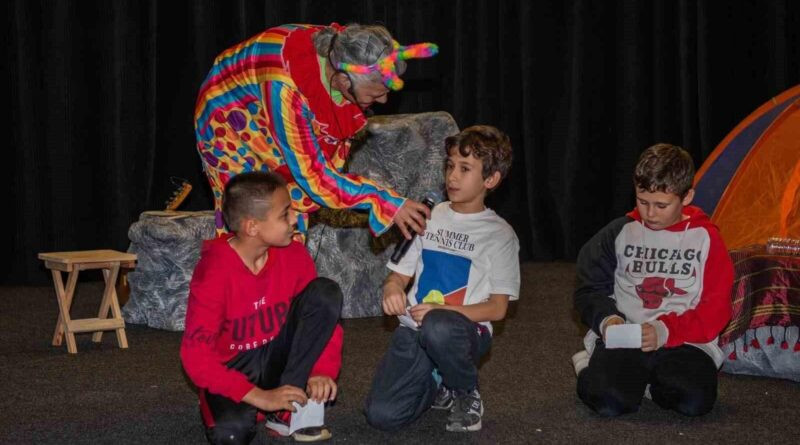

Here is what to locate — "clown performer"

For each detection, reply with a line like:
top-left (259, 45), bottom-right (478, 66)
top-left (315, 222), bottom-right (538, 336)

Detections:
top-left (194, 23), bottom-right (439, 240)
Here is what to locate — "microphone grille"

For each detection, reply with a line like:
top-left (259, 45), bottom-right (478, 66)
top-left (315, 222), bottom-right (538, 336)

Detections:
top-left (424, 190), bottom-right (445, 205)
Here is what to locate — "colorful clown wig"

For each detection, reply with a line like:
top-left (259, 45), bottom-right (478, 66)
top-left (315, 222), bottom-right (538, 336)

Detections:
top-left (336, 40), bottom-right (439, 90)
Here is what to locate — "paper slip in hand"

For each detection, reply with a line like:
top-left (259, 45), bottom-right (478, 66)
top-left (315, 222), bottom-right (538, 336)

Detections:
top-left (398, 307), bottom-right (420, 331)
top-left (289, 400), bottom-right (324, 434)
top-left (605, 324), bottom-right (642, 349)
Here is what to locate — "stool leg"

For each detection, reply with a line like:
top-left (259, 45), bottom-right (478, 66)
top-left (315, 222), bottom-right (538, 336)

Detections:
top-left (92, 265), bottom-right (115, 343)
top-left (51, 269), bottom-right (79, 354)
top-left (94, 264), bottom-right (128, 348)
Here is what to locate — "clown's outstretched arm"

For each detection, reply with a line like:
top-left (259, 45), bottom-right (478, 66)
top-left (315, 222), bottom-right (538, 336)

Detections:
top-left (264, 81), bottom-right (406, 236)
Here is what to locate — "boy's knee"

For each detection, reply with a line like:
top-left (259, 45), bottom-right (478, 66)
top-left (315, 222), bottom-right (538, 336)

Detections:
top-left (580, 388), bottom-right (639, 417)
top-left (674, 397), bottom-right (714, 417)
top-left (577, 375), bottom-right (639, 417)
top-left (420, 310), bottom-right (466, 347)
top-left (204, 423), bottom-right (255, 445)
top-left (306, 277), bottom-right (343, 300)
top-left (303, 277), bottom-right (343, 315)
top-left (652, 364), bottom-right (717, 416)
top-left (663, 388), bottom-right (716, 417)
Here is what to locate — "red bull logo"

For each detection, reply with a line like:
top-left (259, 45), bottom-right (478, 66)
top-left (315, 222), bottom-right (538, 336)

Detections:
top-left (626, 265), bottom-right (696, 309)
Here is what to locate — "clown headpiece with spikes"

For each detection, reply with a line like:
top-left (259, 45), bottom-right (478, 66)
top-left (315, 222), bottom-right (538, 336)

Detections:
top-left (336, 40), bottom-right (439, 91)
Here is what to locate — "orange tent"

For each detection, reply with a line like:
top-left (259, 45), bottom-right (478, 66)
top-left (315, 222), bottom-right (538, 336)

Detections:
top-left (694, 85), bottom-right (800, 249)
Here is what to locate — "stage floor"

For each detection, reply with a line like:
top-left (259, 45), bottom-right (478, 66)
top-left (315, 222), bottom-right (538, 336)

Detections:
top-left (1, 263), bottom-right (798, 444)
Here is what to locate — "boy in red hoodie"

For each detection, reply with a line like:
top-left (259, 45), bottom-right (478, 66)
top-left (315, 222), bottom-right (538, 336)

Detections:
top-left (180, 171), bottom-right (343, 443)
top-left (572, 143), bottom-right (733, 417)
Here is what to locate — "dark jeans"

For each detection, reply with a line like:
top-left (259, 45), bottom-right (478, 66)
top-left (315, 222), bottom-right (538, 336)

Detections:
top-left (577, 340), bottom-right (718, 417)
top-left (201, 277), bottom-right (342, 445)
top-left (364, 309), bottom-right (492, 431)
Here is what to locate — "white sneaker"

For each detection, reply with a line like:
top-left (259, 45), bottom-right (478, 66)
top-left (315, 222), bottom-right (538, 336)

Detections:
top-left (571, 350), bottom-right (590, 376)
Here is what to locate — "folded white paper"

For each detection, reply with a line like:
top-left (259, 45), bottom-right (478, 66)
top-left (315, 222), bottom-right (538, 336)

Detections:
top-left (289, 400), bottom-right (324, 434)
top-left (398, 307), bottom-right (420, 331)
top-left (605, 324), bottom-right (642, 349)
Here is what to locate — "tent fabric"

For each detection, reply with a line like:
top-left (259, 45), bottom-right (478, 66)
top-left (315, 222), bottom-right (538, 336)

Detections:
top-left (696, 86), bottom-right (800, 382)
top-left (781, 162), bottom-right (800, 236)
top-left (694, 85), bottom-right (800, 249)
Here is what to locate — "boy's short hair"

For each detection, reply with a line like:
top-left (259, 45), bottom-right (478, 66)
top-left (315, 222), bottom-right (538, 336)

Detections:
top-left (222, 171), bottom-right (287, 233)
top-left (445, 125), bottom-right (513, 183)
top-left (633, 143), bottom-right (695, 197)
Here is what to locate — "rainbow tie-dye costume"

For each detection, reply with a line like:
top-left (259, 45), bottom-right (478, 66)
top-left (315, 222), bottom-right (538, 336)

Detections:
top-left (194, 24), bottom-right (406, 236)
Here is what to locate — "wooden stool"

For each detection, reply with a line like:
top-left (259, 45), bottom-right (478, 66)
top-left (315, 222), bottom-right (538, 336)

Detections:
top-left (38, 250), bottom-right (137, 354)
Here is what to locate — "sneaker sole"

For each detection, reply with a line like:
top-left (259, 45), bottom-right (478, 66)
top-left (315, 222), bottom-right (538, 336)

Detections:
top-left (292, 429), bottom-right (332, 442)
top-left (265, 421), bottom-right (290, 437)
top-left (265, 428), bottom-right (293, 442)
top-left (572, 350), bottom-right (590, 376)
top-left (446, 419), bottom-right (482, 432)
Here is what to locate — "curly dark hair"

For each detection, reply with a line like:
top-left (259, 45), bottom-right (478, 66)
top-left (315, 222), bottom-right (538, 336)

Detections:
top-left (633, 143), bottom-right (695, 197)
top-left (444, 125), bottom-right (513, 187)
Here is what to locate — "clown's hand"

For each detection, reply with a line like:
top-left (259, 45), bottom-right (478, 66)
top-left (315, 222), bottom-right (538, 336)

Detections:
top-left (393, 200), bottom-right (430, 240)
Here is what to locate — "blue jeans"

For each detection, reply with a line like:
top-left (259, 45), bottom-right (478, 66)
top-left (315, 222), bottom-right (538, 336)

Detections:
top-left (364, 309), bottom-right (492, 431)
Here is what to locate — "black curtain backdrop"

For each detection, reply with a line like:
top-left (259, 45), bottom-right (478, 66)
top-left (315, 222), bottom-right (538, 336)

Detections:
top-left (5, 0), bottom-right (800, 285)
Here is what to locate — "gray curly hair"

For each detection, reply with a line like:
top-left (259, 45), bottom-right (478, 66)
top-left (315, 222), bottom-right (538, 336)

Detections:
top-left (313, 24), bottom-right (407, 87)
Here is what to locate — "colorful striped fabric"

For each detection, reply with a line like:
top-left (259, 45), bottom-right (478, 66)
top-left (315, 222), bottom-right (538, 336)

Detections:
top-left (194, 24), bottom-right (405, 236)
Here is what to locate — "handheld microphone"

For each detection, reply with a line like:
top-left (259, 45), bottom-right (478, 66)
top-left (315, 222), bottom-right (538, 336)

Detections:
top-left (390, 194), bottom-right (438, 264)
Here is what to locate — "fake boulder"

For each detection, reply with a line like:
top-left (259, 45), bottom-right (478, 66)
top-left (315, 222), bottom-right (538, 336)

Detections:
top-left (122, 211), bottom-right (216, 330)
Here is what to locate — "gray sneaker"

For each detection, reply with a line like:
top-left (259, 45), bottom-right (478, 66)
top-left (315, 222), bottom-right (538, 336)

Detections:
top-left (432, 385), bottom-right (454, 410)
top-left (446, 389), bottom-right (483, 432)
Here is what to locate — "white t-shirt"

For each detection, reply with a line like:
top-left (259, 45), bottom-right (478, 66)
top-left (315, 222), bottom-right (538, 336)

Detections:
top-left (387, 202), bottom-right (521, 334)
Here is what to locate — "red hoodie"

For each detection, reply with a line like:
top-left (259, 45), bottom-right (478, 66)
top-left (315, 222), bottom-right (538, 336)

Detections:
top-left (624, 205), bottom-right (733, 350)
top-left (180, 235), bottom-right (343, 402)
top-left (574, 205), bottom-right (733, 366)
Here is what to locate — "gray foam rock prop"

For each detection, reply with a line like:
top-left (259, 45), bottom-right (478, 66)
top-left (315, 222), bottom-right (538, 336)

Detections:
top-left (122, 211), bottom-right (216, 331)
top-left (307, 111), bottom-right (459, 318)
top-left (721, 325), bottom-right (800, 382)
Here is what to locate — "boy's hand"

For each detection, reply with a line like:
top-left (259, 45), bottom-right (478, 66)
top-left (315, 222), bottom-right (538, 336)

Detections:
top-left (409, 303), bottom-right (436, 324)
top-left (602, 316), bottom-right (625, 342)
top-left (306, 375), bottom-right (337, 403)
top-left (641, 323), bottom-right (658, 351)
top-left (393, 200), bottom-right (430, 240)
top-left (242, 385), bottom-right (307, 412)
top-left (382, 283), bottom-right (407, 316)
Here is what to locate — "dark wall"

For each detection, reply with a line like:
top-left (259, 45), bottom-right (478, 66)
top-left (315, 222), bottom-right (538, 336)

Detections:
top-left (6, 0), bottom-right (800, 284)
